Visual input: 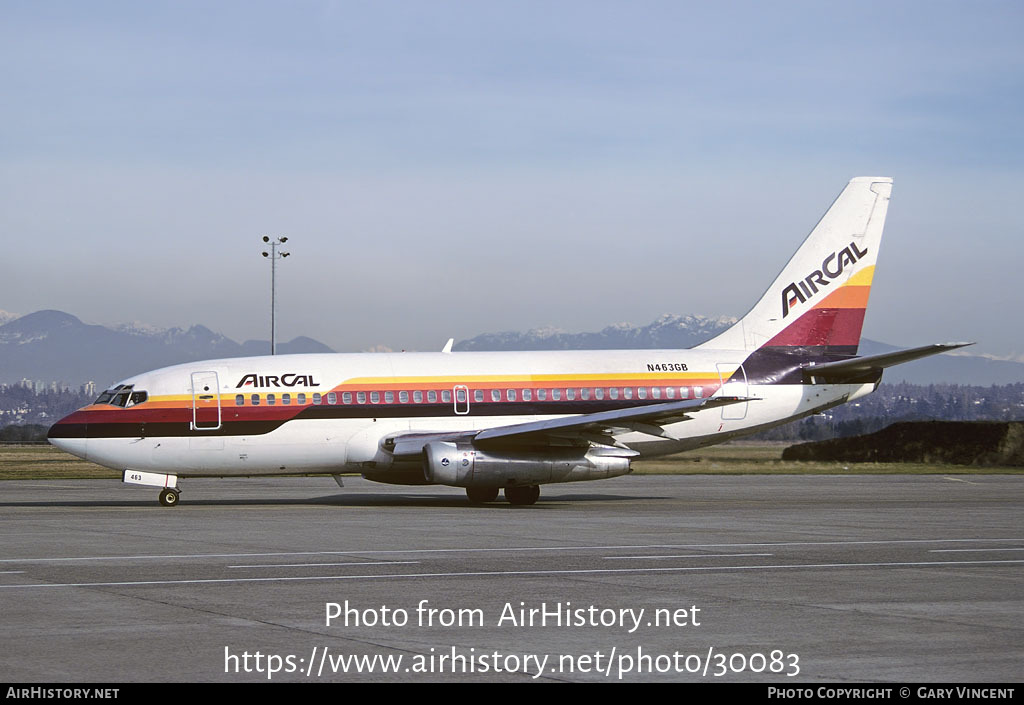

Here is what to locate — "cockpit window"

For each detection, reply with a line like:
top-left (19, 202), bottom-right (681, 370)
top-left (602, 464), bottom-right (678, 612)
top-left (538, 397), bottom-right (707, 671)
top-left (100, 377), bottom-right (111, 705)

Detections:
top-left (93, 384), bottom-right (148, 408)
top-left (95, 391), bottom-right (115, 405)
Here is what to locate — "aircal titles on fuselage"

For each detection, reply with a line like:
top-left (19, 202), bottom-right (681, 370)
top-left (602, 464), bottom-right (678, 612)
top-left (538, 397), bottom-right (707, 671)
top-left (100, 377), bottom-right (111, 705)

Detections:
top-left (235, 373), bottom-right (321, 389)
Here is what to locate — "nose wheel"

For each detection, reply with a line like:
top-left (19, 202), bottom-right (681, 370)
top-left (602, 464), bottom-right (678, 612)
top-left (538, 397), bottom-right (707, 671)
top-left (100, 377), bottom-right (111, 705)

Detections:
top-left (158, 488), bottom-right (181, 507)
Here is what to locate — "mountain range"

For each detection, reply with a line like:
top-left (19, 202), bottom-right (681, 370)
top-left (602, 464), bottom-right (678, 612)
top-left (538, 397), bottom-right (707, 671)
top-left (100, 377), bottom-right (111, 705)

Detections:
top-left (0, 310), bottom-right (331, 387)
top-left (1, 310), bottom-right (1021, 388)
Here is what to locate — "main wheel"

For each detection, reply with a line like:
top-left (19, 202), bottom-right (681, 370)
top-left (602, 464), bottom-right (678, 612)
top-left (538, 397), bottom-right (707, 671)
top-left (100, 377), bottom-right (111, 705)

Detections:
top-left (466, 487), bottom-right (499, 504)
top-left (159, 488), bottom-right (180, 507)
top-left (504, 485), bottom-right (540, 506)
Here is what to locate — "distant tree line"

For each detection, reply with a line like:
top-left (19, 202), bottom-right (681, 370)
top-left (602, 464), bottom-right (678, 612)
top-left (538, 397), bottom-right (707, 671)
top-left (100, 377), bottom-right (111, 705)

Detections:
top-left (0, 385), bottom-right (92, 431)
top-left (752, 382), bottom-right (1024, 441)
top-left (0, 424), bottom-right (49, 442)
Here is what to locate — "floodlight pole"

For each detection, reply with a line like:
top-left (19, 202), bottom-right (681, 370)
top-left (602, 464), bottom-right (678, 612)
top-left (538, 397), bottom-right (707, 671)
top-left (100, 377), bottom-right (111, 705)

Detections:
top-left (261, 236), bottom-right (290, 355)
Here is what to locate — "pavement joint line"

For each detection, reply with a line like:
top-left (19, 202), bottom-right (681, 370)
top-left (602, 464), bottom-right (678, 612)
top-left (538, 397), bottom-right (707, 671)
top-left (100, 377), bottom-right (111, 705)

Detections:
top-left (2, 559), bottom-right (1023, 589)
top-left (227, 561), bottom-right (421, 569)
top-left (603, 553), bottom-right (774, 560)
top-left (929, 548), bottom-right (1024, 553)
top-left (3, 538), bottom-right (1023, 563)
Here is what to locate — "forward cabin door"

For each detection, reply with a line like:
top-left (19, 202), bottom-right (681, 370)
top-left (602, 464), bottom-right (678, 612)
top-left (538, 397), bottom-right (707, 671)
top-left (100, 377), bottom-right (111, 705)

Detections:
top-left (191, 371), bottom-right (222, 430)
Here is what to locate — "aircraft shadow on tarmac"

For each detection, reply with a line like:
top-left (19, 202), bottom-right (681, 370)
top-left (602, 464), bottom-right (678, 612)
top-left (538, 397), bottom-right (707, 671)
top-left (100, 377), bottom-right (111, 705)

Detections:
top-left (0, 492), bottom-right (665, 509)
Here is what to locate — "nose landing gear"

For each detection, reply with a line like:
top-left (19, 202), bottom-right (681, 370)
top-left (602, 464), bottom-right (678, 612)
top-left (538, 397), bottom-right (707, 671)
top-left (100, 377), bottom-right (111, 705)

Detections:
top-left (123, 470), bottom-right (181, 507)
top-left (158, 488), bottom-right (181, 507)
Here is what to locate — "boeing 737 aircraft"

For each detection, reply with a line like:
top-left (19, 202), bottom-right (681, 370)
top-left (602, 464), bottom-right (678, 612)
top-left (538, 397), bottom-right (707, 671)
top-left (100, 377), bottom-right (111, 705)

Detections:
top-left (48, 177), bottom-right (968, 506)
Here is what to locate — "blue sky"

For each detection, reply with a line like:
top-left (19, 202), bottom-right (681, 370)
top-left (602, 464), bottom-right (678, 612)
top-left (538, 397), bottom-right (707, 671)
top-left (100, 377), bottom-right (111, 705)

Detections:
top-left (2, 1), bottom-right (1022, 358)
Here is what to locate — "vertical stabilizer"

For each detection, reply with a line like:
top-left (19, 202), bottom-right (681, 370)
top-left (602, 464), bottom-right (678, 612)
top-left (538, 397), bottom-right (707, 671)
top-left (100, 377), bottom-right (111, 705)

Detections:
top-left (697, 177), bottom-right (892, 356)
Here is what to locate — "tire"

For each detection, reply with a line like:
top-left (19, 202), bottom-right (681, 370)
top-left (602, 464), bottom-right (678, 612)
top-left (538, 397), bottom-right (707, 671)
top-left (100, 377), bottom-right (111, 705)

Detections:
top-left (159, 488), bottom-right (180, 507)
top-left (466, 487), bottom-right (500, 504)
top-left (504, 485), bottom-right (540, 506)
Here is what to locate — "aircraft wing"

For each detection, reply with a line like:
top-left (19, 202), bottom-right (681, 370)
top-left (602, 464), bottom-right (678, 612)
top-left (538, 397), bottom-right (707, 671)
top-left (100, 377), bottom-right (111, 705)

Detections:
top-left (383, 396), bottom-right (754, 457)
top-left (801, 342), bottom-right (974, 382)
top-left (474, 396), bottom-right (752, 444)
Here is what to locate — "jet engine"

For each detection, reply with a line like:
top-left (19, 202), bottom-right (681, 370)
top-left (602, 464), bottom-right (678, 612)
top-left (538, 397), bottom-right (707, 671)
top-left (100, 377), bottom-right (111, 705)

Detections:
top-left (422, 441), bottom-right (633, 488)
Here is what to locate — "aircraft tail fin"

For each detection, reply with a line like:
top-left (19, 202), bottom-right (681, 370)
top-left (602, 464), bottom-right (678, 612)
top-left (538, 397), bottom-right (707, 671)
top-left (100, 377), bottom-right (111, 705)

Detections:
top-left (697, 177), bottom-right (892, 356)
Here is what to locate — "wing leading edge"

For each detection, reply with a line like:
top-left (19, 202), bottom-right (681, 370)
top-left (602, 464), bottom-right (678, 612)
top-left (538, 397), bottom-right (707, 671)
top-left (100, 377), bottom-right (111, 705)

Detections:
top-left (383, 395), bottom-right (755, 457)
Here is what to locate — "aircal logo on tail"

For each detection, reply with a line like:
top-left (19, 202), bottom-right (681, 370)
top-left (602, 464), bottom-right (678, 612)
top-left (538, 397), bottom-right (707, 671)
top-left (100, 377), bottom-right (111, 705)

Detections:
top-left (235, 374), bottom-right (321, 388)
top-left (781, 242), bottom-right (868, 318)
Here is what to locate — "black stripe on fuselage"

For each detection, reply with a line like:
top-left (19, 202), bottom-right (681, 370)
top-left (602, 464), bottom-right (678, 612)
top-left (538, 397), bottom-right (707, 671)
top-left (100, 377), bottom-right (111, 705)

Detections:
top-left (48, 397), bottom-right (709, 439)
top-left (737, 345), bottom-right (859, 385)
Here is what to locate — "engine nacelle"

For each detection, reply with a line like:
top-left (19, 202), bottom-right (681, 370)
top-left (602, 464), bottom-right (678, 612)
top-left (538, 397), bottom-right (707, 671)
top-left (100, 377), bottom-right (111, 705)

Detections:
top-left (422, 441), bottom-right (633, 488)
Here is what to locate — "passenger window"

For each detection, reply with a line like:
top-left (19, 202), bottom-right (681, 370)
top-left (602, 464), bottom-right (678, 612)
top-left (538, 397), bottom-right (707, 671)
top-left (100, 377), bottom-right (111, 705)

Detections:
top-left (371, 391), bottom-right (380, 404)
top-left (327, 392), bottom-right (337, 405)
top-left (552, 389), bottom-right (561, 401)
top-left (537, 389), bottom-right (547, 401)
top-left (342, 392), bottom-right (352, 404)
top-left (637, 388), bottom-right (646, 400)
top-left (282, 393), bottom-right (291, 405)
top-left (399, 391), bottom-right (409, 403)
top-left (235, 394), bottom-right (245, 406)
top-left (267, 394), bottom-right (276, 406)
top-left (357, 391), bottom-right (367, 404)
top-left (474, 389), bottom-right (483, 403)
top-left (413, 390), bottom-right (423, 403)
top-left (385, 391), bottom-right (394, 403)
top-left (297, 393), bottom-right (306, 405)
top-left (522, 389), bottom-right (532, 401)
top-left (651, 387), bottom-right (661, 399)
top-left (609, 388), bottom-right (619, 400)
top-left (313, 393), bottom-right (322, 405)
top-left (442, 390), bottom-right (452, 403)
top-left (565, 388), bottom-right (575, 400)
top-left (428, 391), bottom-right (438, 403)
top-left (679, 387), bottom-right (688, 399)
top-left (580, 388), bottom-right (590, 400)
top-left (623, 388), bottom-right (633, 399)
top-left (694, 386), bottom-right (703, 398)
top-left (506, 389), bottom-right (517, 402)
top-left (251, 394), bottom-right (260, 406)
top-left (491, 389), bottom-right (501, 402)
top-left (665, 387), bottom-right (675, 399)
top-left (594, 388), bottom-right (605, 400)
top-left (456, 389), bottom-right (467, 403)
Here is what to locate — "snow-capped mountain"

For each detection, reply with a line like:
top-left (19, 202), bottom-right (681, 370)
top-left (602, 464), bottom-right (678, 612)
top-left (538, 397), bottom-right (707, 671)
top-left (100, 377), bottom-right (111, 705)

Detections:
top-left (454, 313), bottom-right (737, 351)
top-left (1, 310), bottom-right (1021, 387)
top-left (0, 311), bottom-right (334, 387)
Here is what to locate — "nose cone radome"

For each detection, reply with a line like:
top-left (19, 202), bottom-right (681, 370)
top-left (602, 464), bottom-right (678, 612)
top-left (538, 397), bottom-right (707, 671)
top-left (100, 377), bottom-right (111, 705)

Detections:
top-left (47, 411), bottom-right (89, 460)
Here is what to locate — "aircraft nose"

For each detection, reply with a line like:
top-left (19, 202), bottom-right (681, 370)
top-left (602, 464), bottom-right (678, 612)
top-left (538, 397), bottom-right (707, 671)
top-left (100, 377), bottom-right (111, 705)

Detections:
top-left (47, 412), bottom-right (89, 461)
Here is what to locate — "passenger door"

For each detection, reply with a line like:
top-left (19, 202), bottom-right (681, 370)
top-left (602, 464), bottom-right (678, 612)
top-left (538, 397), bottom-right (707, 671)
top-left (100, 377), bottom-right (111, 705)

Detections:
top-left (191, 371), bottom-right (222, 430)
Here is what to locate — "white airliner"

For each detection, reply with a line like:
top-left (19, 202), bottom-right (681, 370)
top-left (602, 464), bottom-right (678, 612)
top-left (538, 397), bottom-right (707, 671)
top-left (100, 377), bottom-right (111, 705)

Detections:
top-left (48, 177), bottom-right (968, 506)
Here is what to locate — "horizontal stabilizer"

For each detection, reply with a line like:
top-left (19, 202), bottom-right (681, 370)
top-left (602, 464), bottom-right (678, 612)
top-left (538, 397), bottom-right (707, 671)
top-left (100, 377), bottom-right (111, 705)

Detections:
top-left (801, 342), bottom-right (974, 381)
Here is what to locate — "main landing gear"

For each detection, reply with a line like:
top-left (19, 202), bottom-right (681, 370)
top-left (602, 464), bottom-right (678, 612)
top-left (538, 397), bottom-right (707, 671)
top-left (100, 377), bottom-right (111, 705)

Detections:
top-left (465, 485), bottom-right (540, 506)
